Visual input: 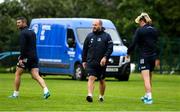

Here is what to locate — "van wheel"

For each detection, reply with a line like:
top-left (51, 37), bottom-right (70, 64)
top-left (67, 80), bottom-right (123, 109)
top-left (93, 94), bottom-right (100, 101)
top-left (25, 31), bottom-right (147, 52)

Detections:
top-left (116, 62), bottom-right (131, 81)
top-left (116, 74), bottom-right (129, 81)
top-left (73, 64), bottom-right (86, 80)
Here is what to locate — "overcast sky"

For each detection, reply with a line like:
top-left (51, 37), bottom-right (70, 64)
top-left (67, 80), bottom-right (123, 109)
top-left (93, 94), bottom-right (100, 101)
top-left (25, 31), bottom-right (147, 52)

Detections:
top-left (0, 0), bottom-right (21, 3)
top-left (0, 0), bottom-right (4, 3)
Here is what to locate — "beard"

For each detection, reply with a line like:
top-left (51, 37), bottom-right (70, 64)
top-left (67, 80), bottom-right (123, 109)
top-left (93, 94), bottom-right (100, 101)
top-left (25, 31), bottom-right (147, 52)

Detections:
top-left (93, 27), bottom-right (101, 33)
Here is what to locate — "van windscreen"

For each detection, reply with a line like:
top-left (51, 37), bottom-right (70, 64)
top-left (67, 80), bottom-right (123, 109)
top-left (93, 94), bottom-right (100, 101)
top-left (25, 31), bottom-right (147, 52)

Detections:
top-left (76, 28), bottom-right (123, 45)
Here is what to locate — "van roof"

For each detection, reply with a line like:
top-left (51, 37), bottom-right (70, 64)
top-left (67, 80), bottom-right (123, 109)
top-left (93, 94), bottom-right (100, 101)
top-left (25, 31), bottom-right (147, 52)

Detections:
top-left (31, 18), bottom-right (116, 29)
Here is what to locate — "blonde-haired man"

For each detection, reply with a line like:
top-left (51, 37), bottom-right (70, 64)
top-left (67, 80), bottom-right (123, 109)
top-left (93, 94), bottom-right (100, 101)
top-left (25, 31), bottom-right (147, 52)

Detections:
top-left (127, 13), bottom-right (159, 104)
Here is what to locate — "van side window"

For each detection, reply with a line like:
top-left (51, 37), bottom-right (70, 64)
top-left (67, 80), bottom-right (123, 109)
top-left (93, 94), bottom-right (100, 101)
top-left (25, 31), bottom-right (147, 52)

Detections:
top-left (67, 29), bottom-right (76, 48)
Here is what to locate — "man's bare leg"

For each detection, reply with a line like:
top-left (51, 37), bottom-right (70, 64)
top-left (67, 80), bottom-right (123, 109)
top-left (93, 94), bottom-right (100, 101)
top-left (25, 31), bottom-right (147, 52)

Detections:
top-left (99, 79), bottom-right (105, 101)
top-left (141, 70), bottom-right (153, 104)
top-left (86, 75), bottom-right (96, 102)
top-left (31, 68), bottom-right (50, 99)
top-left (9, 67), bottom-right (24, 97)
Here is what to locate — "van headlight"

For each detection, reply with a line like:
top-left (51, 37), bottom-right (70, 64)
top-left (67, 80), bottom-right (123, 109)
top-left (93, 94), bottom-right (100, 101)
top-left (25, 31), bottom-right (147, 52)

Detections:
top-left (108, 58), bottom-right (114, 64)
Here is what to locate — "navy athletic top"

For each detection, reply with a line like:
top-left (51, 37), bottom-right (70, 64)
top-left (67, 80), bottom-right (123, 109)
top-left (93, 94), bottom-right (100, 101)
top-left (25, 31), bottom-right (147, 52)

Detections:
top-left (19, 26), bottom-right (37, 59)
top-left (82, 29), bottom-right (113, 66)
top-left (127, 24), bottom-right (159, 57)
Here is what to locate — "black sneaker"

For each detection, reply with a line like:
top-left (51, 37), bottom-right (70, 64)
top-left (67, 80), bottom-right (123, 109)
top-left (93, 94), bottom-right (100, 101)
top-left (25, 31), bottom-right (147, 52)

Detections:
top-left (86, 96), bottom-right (93, 102)
top-left (99, 97), bottom-right (104, 102)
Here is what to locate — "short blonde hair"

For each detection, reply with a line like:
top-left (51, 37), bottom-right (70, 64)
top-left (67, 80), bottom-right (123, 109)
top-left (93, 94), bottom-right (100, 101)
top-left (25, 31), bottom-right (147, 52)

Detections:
top-left (135, 12), bottom-right (152, 24)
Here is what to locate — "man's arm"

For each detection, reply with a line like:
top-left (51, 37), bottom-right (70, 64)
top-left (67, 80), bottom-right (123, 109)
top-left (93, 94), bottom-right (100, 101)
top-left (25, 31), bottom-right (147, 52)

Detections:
top-left (100, 34), bottom-right (113, 66)
top-left (104, 34), bottom-right (113, 59)
top-left (19, 32), bottom-right (26, 60)
top-left (127, 28), bottom-right (139, 55)
top-left (82, 36), bottom-right (89, 68)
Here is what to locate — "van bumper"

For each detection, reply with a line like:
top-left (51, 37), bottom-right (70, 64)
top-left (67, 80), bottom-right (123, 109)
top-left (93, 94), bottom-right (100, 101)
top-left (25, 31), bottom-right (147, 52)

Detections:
top-left (105, 62), bottom-right (131, 78)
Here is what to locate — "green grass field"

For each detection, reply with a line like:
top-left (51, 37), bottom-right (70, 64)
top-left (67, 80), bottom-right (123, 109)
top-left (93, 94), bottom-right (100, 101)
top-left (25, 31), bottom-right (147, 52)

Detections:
top-left (0, 73), bottom-right (180, 111)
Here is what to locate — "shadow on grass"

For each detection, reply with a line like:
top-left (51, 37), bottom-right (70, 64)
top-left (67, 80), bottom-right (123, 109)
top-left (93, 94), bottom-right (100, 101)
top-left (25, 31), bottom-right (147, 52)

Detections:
top-left (43, 76), bottom-right (140, 82)
top-left (43, 77), bottom-right (74, 81)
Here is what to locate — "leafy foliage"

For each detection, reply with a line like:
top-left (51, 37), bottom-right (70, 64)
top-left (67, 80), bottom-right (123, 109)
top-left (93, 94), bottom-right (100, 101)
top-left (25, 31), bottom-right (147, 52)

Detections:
top-left (0, 0), bottom-right (179, 71)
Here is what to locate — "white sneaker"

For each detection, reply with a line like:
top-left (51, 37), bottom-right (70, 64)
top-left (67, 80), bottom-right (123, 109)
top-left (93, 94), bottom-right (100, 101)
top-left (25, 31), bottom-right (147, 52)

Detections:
top-left (141, 96), bottom-right (147, 102)
top-left (144, 97), bottom-right (153, 104)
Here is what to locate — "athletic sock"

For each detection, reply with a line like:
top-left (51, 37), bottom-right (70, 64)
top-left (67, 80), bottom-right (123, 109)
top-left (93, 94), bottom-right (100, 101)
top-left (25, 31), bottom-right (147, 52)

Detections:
top-left (43, 87), bottom-right (49, 94)
top-left (146, 92), bottom-right (152, 99)
top-left (88, 93), bottom-right (93, 97)
top-left (13, 91), bottom-right (19, 96)
top-left (99, 95), bottom-right (104, 99)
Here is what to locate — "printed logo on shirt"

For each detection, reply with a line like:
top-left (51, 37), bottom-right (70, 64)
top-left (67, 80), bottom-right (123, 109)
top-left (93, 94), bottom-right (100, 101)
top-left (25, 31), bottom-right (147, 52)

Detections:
top-left (97, 38), bottom-right (101, 42)
top-left (90, 38), bottom-right (94, 43)
top-left (140, 59), bottom-right (144, 64)
top-left (108, 40), bottom-right (113, 43)
top-left (141, 66), bottom-right (146, 69)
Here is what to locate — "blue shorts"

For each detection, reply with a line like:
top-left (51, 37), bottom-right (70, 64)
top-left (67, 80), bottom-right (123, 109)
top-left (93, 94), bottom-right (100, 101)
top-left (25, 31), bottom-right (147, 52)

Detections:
top-left (139, 55), bottom-right (157, 72)
top-left (86, 64), bottom-right (106, 80)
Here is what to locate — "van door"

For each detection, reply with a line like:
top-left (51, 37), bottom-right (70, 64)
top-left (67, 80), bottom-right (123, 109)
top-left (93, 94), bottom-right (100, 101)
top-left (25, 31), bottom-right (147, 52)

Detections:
top-left (66, 29), bottom-right (76, 61)
top-left (36, 24), bottom-right (72, 74)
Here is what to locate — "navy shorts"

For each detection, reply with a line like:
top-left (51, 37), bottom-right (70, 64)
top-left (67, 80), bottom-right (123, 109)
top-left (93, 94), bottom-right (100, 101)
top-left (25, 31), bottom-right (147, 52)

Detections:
top-left (139, 55), bottom-right (157, 72)
top-left (86, 64), bottom-right (106, 80)
top-left (17, 57), bottom-right (38, 71)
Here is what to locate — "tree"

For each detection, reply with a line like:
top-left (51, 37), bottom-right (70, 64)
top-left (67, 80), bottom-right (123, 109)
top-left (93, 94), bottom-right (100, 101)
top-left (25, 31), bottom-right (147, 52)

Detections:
top-left (0, 0), bottom-right (24, 51)
top-left (155, 0), bottom-right (180, 37)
